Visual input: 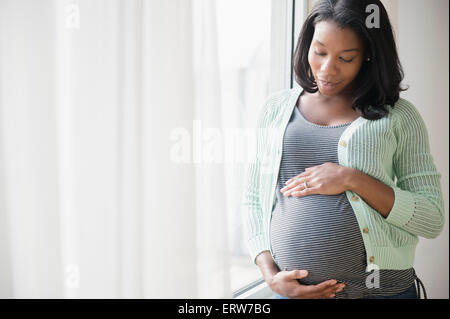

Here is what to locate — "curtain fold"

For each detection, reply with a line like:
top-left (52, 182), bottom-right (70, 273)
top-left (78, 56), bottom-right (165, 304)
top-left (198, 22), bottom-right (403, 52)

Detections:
top-left (0, 0), bottom-right (63, 298)
top-left (0, 0), bottom-right (230, 298)
top-left (192, 0), bottom-right (231, 298)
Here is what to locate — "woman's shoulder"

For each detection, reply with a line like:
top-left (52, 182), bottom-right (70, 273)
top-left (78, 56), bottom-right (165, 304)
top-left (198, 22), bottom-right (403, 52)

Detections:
top-left (256, 88), bottom-right (295, 125)
top-left (389, 97), bottom-right (427, 129)
top-left (263, 88), bottom-right (293, 108)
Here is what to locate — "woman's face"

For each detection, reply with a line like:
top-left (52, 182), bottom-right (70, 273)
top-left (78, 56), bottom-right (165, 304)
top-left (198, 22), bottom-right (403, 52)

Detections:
top-left (308, 20), bottom-right (366, 97)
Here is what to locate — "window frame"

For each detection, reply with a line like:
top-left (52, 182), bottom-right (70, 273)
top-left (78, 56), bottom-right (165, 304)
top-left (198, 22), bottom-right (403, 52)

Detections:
top-left (233, 0), bottom-right (308, 299)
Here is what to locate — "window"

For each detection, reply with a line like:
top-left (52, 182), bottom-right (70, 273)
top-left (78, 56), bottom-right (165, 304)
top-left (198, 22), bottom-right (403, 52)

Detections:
top-left (214, 0), bottom-right (307, 297)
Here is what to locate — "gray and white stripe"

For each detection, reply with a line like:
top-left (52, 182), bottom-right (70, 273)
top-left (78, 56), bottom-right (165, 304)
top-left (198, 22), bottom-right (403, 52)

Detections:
top-left (269, 105), bottom-right (415, 299)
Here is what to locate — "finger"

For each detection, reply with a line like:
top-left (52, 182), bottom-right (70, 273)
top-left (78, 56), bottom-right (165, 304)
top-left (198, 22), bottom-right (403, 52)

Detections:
top-left (297, 281), bottom-right (345, 299)
top-left (288, 269), bottom-right (309, 280)
top-left (281, 180), bottom-right (303, 195)
top-left (284, 176), bottom-right (299, 186)
top-left (290, 189), bottom-right (308, 197)
top-left (296, 284), bottom-right (319, 297)
top-left (294, 284), bottom-right (335, 299)
top-left (321, 283), bottom-right (346, 298)
top-left (283, 177), bottom-right (313, 195)
top-left (303, 166), bottom-right (316, 174)
top-left (314, 279), bottom-right (338, 292)
top-left (281, 177), bottom-right (302, 191)
top-left (282, 182), bottom-right (304, 196)
top-left (322, 285), bottom-right (341, 298)
top-left (285, 170), bottom-right (311, 185)
top-left (291, 185), bottom-right (320, 197)
top-left (309, 280), bottom-right (340, 299)
top-left (333, 283), bottom-right (346, 293)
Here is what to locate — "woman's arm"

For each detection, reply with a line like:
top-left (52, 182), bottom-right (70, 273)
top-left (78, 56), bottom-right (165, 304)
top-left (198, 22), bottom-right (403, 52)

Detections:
top-left (346, 169), bottom-right (395, 218)
top-left (255, 251), bottom-right (280, 283)
top-left (351, 102), bottom-right (444, 239)
top-left (242, 93), bottom-right (280, 265)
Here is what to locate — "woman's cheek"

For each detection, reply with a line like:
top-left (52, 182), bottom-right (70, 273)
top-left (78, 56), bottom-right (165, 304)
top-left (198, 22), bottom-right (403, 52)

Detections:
top-left (308, 56), bottom-right (319, 77)
top-left (308, 50), bottom-right (316, 68)
top-left (349, 60), bottom-right (363, 77)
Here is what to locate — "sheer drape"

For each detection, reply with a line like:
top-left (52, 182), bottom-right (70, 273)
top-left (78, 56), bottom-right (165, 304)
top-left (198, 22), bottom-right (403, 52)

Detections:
top-left (192, 0), bottom-right (231, 298)
top-left (0, 0), bottom-right (231, 298)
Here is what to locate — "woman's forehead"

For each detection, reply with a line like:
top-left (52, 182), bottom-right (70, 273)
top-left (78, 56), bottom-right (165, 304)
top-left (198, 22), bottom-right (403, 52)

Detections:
top-left (313, 21), bottom-right (364, 50)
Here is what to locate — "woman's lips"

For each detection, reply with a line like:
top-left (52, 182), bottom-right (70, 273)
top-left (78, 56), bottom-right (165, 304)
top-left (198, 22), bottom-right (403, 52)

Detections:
top-left (319, 80), bottom-right (339, 91)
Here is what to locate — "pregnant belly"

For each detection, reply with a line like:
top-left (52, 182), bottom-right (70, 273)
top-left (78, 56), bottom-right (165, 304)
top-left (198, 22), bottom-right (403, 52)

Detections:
top-left (270, 193), bottom-right (367, 285)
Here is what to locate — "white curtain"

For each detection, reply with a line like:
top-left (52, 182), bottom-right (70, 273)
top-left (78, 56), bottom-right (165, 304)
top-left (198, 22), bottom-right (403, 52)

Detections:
top-left (192, 0), bottom-right (231, 298)
top-left (0, 0), bottom-right (231, 299)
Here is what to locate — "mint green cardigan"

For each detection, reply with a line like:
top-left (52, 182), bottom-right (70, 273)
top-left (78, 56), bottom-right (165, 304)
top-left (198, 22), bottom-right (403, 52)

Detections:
top-left (242, 86), bottom-right (445, 270)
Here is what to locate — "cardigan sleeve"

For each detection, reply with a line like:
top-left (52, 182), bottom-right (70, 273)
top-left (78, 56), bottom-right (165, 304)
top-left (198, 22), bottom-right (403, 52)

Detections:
top-left (386, 100), bottom-right (445, 239)
top-left (241, 94), bottom-right (277, 265)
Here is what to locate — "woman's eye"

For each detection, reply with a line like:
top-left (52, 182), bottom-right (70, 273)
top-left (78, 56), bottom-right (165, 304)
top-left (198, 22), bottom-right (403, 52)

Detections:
top-left (314, 51), bottom-right (354, 63)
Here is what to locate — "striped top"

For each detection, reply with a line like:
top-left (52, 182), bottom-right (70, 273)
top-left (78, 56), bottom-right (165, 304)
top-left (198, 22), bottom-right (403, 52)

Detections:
top-left (269, 102), bottom-right (415, 298)
top-left (242, 86), bottom-right (445, 271)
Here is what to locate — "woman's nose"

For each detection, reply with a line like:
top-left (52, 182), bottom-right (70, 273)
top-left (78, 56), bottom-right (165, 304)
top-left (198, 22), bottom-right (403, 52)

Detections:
top-left (320, 58), bottom-right (338, 75)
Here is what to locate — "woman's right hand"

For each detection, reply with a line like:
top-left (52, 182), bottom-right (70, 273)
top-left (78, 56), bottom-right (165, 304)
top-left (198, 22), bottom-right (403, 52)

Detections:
top-left (269, 269), bottom-right (345, 299)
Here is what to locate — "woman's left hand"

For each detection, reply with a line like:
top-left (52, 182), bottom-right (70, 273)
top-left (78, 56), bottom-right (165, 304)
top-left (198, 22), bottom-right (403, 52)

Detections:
top-left (280, 163), bottom-right (354, 197)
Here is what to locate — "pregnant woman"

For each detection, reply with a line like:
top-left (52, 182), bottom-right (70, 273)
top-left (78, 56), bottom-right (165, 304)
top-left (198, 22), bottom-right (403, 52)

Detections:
top-left (242, 0), bottom-right (445, 299)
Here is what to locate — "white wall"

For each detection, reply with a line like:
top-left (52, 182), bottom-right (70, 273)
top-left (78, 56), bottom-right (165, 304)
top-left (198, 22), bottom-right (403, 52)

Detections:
top-left (397, 0), bottom-right (449, 299)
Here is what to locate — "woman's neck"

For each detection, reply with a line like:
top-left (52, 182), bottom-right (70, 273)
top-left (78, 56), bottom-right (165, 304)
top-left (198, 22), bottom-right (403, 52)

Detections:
top-left (301, 88), bottom-right (357, 117)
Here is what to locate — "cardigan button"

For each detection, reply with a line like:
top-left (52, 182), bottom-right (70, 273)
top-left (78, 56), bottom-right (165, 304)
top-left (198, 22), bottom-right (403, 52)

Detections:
top-left (351, 195), bottom-right (359, 201)
top-left (363, 227), bottom-right (369, 234)
top-left (339, 140), bottom-right (347, 147)
top-left (369, 256), bottom-right (375, 263)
